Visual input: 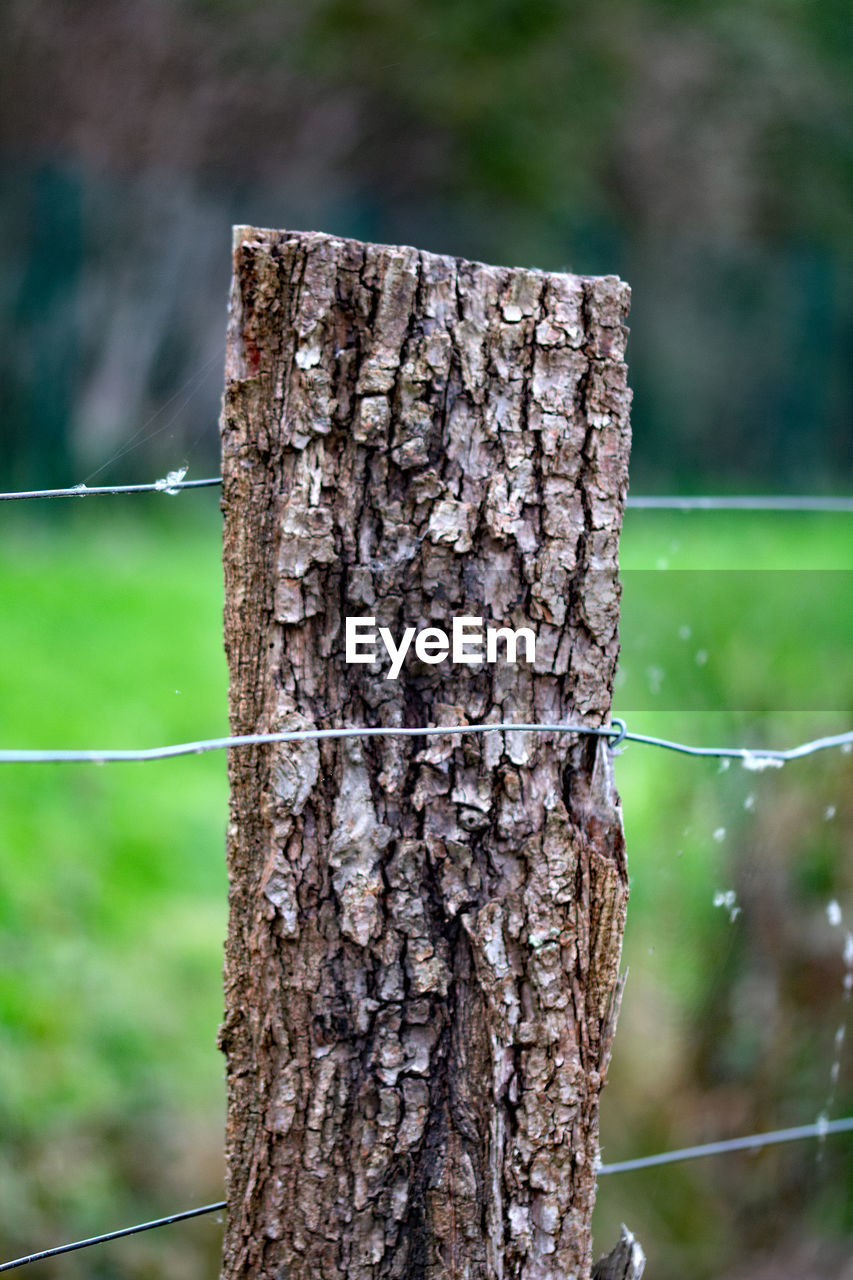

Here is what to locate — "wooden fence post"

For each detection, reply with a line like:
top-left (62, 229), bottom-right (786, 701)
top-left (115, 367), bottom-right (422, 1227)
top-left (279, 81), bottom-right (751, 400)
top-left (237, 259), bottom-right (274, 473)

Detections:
top-left (219, 228), bottom-right (633, 1280)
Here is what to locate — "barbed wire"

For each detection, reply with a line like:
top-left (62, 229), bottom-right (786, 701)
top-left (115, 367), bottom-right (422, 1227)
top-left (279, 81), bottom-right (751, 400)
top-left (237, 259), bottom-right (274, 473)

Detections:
top-left (1, 476), bottom-right (852, 511)
top-left (0, 720), bottom-right (851, 766)
top-left (2, 1115), bottom-right (851, 1270)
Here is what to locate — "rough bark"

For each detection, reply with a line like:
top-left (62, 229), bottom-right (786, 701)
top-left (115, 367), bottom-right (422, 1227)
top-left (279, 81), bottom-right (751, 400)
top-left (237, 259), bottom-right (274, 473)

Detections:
top-left (219, 228), bottom-right (633, 1280)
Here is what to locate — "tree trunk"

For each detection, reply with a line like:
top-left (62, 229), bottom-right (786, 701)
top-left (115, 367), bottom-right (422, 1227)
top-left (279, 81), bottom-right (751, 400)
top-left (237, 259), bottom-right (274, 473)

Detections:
top-left (219, 228), bottom-right (633, 1280)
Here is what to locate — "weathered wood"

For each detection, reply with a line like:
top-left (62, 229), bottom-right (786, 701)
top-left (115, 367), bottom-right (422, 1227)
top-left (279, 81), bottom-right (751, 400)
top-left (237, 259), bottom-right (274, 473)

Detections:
top-left (592, 1226), bottom-right (646, 1280)
top-left (219, 227), bottom-right (633, 1280)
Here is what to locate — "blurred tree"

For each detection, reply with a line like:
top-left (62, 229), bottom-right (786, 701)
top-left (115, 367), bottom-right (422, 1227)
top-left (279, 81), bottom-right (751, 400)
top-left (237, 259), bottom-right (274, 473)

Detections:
top-left (0, 0), bottom-right (851, 485)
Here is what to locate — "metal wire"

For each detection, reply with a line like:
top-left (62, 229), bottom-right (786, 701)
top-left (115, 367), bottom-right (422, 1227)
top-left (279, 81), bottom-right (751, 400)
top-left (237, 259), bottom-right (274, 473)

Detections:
top-left (1, 720), bottom-right (851, 766)
top-left (1, 470), bottom-right (850, 1264)
top-left (3, 1114), bottom-right (852, 1268)
top-left (0, 478), bottom-right (221, 500)
top-left (598, 1115), bottom-right (853, 1175)
top-left (625, 495), bottom-right (853, 512)
top-left (618, 726), bottom-right (853, 764)
top-left (0, 1202), bottom-right (226, 1272)
top-left (1, 477), bottom-right (852, 510)
top-left (0, 722), bottom-right (617, 763)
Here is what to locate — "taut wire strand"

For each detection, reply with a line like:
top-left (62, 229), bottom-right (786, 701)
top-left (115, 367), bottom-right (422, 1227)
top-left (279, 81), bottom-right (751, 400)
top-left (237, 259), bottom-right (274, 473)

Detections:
top-left (4, 1116), bottom-right (853, 1268)
top-left (0, 1202), bottom-right (227, 1272)
top-left (0, 721), bottom-right (851, 765)
top-left (1, 478), bottom-right (852, 510)
top-left (625, 495), bottom-right (853, 512)
top-left (0, 722), bottom-right (616, 763)
top-left (598, 1115), bottom-right (853, 1175)
top-left (619, 726), bottom-right (853, 762)
top-left (0, 478), bottom-right (222, 500)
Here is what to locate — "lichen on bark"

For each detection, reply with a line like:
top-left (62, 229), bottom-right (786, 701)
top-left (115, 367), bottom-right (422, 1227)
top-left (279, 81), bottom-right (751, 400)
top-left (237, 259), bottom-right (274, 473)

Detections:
top-left (220, 228), bottom-right (632, 1280)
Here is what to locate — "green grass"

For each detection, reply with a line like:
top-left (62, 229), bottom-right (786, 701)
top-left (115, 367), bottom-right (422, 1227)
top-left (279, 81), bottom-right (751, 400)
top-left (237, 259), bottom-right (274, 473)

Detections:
top-left (0, 500), bottom-right (229, 1271)
top-left (597, 511), bottom-right (853, 1274)
top-left (0, 501), bottom-right (851, 1276)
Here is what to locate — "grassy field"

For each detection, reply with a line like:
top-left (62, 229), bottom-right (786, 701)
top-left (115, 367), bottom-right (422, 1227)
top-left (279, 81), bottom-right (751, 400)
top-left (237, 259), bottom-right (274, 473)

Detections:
top-left (599, 511), bottom-right (853, 1275)
top-left (0, 498), bottom-right (850, 1276)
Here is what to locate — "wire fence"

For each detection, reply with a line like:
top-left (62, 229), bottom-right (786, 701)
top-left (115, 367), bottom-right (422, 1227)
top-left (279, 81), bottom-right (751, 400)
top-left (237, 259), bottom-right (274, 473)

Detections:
top-left (0, 1204), bottom-right (227, 1274)
top-left (2, 470), bottom-right (852, 1270)
top-left (3, 1114), bottom-right (853, 1270)
top-left (0, 477), bottom-right (221, 501)
top-left (0, 720), bottom-right (852, 766)
top-left (1, 474), bottom-right (852, 510)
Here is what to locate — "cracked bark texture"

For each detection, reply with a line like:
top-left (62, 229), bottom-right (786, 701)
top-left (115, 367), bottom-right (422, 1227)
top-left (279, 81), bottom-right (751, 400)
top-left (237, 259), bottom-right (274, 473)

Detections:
top-left (220, 228), bottom-right (632, 1280)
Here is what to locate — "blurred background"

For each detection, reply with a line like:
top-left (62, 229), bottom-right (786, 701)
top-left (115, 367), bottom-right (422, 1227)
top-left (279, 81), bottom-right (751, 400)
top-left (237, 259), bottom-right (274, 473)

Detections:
top-left (0, 1), bottom-right (851, 1276)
